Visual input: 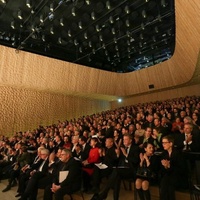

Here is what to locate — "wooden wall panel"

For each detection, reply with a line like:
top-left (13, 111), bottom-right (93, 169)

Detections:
top-left (111, 84), bottom-right (200, 109)
top-left (0, 86), bottom-right (110, 136)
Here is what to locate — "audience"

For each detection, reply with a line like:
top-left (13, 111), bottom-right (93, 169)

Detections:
top-left (0, 95), bottom-right (200, 200)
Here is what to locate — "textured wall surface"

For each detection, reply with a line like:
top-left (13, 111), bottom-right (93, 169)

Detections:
top-left (111, 84), bottom-right (200, 109)
top-left (0, 86), bottom-right (110, 136)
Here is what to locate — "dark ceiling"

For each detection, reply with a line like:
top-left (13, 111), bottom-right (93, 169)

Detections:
top-left (0, 0), bottom-right (175, 73)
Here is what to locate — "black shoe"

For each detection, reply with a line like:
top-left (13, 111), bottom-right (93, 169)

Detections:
top-left (15, 193), bottom-right (21, 197)
top-left (2, 185), bottom-right (11, 192)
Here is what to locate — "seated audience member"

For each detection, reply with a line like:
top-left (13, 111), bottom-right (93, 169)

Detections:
top-left (43, 149), bottom-right (82, 200)
top-left (2, 145), bottom-right (31, 192)
top-left (0, 147), bottom-right (17, 181)
top-left (63, 135), bottom-right (72, 150)
top-left (19, 148), bottom-right (50, 200)
top-left (82, 137), bottom-right (101, 192)
top-left (89, 138), bottom-right (119, 193)
top-left (16, 147), bottom-right (47, 197)
top-left (78, 136), bottom-right (91, 161)
top-left (113, 129), bottom-right (122, 149)
top-left (91, 134), bottom-right (140, 200)
top-left (171, 117), bottom-right (184, 134)
top-left (192, 112), bottom-right (200, 128)
top-left (135, 122), bottom-right (145, 137)
top-left (138, 127), bottom-right (154, 151)
top-left (174, 123), bottom-right (200, 152)
top-left (152, 127), bottom-right (164, 151)
top-left (54, 135), bottom-right (64, 153)
top-left (160, 135), bottom-right (188, 200)
top-left (135, 142), bottom-right (159, 200)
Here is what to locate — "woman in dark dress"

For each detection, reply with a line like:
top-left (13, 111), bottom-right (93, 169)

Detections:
top-left (135, 142), bottom-right (159, 200)
top-left (159, 135), bottom-right (188, 200)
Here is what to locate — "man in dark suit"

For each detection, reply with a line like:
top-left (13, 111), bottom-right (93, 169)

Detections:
top-left (89, 137), bottom-right (118, 193)
top-left (78, 136), bottom-right (91, 161)
top-left (175, 123), bottom-right (200, 152)
top-left (16, 147), bottom-right (49, 197)
top-left (43, 148), bottom-right (82, 200)
top-left (91, 134), bottom-right (140, 200)
top-left (18, 148), bottom-right (50, 200)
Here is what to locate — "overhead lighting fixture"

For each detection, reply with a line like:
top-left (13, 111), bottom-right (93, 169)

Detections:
top-left (99, 34), bottom-right (103, 41)
top-left (26, 0), bottom-right (31, 8)
top-left (0, 0), bottom-right (6, 4)
top-left (41, 35), bottom-right (45, 42)
top-left (140, 33), bottom-right (144, 40)
top-left (111, 28), bottom-right (116, 35)
top-left (84, 32), bottom-right (88, 39)
top-left (96, 24), bottom-right (100, 32)
top-left (79, 46), bottom-right (82, 53)
top-left (71, 7), bottom-right (76, 16)
top-left (106, 1), bottom-right (111, 10)
top-left (155, 26), bottom-right (159, 33)
top-left (60, 18), bottom-right (64, 26)
top-left (114, 37), bottom-right (117, 44)
top-left (91, 11), bottom-right (95, 20)
top-left (50, 27), bottom-right (54, 34)
top-left (142, 10), bottom-right (147, 18)
top-left (124, 5), bottom-right (130, 14)
top-left (125, 19), bottom-right (130, 27)
top-left (74, 39), bottom-right (78, 46)
top-left (92, 49), bottom-right (95, 54)
top-left (161, 0), bottom-right (167, 7)
top-left (88, 41), bottom-right (92, 48)
top-left (50, 3), bottom-right (54, 12)
top-left (105, 50), bottom-right (108, 55)
top-left (11, 21), bottom-right (15, 29)
top-left (40, 14), bottom-right (44, 23)
top-left (109, 16), bottom-right (114, 24)
top-left (78, 21), bottom-right (83, 29)
top-left (85, 0), bottom-right (90, 5)
top-left (115, 45), bottom-right (118, 51)
top-left (58, 37), bottom-right (62, 44)
top-left (68, 30), bottom-right (72, 37)
top-left (18, 10), bottom-right (23, 20)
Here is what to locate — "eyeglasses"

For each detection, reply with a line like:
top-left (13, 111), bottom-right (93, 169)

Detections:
top-left (162, 142), bottom-right (170, 144)
top-left (60, 154), bottom-right (67, 156)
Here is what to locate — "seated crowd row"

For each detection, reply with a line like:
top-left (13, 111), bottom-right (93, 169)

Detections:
top-left (0, 95), bottom-right (200, 200)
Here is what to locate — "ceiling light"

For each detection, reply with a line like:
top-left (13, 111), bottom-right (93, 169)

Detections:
top-left (140, 33), bottom-right (144, 40)
top-left (18, 10), bottom-right (23, 20)
top-left (0, 0), bottom-right (6, 3)
top-left (78, 21), bottom-right (83, 29)
top-left (125, 19), bottom-right (130, 27)
top-left (40, 14), bottom-right (44, 23)
top-left (74, 39), bottom-right (78, 46)
top-left (11, 21), bottom-right (15, 29)
top-left (88, 41), bottom-right (92, 47)
top-left (124, 5), bottom-right (130, 14)
top-left (139, 42), bottom-right (143, 48)
top-left (58, 37), bottom-right (62, 44)
top-left (127, 40), bottom-right (130, 46)
top-left (115, 45), bottom-right (118, 51)
top-left (102, 43), bottom-right (106, 49)
top-left (109, 16), bottom-right (114, 24)
top-left (142, 10), bottom-right (147, 18)
top-left (60, 18), bottom-right (64, 26)
top-left (112, 28), bottom-right (115, 35)
top-left (106, 1), bottom-right (111, 9)
top-left (42, 35), bottom-right (45, 42)
top-left (92, 49), bottom-right (95, 54)
top-left (107, 57), bottom-right (110, 61)
top-left (72, 7), bottom-right (76, 16)
top-left (91, 11), bottom-right (95, 20)
top-left (26, 0), bottom-right (31, 8)
top-left (79, 47), bottom-right (82, 53)
top-left (85, 0), bottom-right (90, 5)
top-left (161, 0), bottom-right (167, 7)
top-left (152, 36), bottom-right (156, 42)
top-left (68, 30), bottom-right (72, 37)
top-left (84, 32), bottom-right (88, 39)
top-left (155, 26), bottom-right (159, 33)
top-left (141, 23), bottom-right (145, 30)
top-left (105, 50), bottom-right (108, 55)
top-left (114, 37), bottom-right (117, 43)
top-left (50, 27), bottom-right (54, 34)
top-left (50, 3), bottom-right (54, 12)
top-left (99, 34), bottom-right (103, 41)
top-left (31, 25), bottom-right (35, 31)
top-left (96, 24), bottom-right (100, 32)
